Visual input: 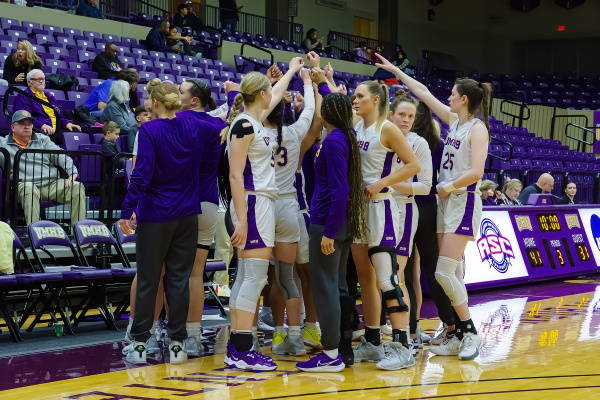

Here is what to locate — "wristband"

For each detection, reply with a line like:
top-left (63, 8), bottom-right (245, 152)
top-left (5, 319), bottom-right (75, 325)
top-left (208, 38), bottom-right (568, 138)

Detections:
top-left (443, 183), bottom-right (456, 193)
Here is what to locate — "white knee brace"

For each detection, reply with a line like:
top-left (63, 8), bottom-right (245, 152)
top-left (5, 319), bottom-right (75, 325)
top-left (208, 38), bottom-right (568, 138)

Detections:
top-left (274, 260), bottom-right (300, 300)
top-left (236, 258), bottom-right (269, 313)
top-left (435, 256), bottom-right (468, 306)
top-left (229, 258), bottom-right (245, 310)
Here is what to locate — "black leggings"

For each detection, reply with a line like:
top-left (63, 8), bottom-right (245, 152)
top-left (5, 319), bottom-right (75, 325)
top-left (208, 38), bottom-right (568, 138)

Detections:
top-left (404, 201), bottom-right (455, 333)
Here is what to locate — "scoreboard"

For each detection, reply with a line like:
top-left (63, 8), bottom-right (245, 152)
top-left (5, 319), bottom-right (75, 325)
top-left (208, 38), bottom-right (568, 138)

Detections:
top-left (463, 205), bottom-right (600, 290)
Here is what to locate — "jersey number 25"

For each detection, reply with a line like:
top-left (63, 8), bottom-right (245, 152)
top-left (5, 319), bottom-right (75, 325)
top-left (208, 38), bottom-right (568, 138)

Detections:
top-left (442, 152), bottom-right (455, 170)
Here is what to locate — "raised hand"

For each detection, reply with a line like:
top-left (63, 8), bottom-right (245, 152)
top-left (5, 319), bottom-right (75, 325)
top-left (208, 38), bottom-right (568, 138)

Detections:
top-left (288, 57), bottom-right (305, 73)
top-left (266, 64), bottom-right (283, 84)
top-left (306, 51), bottom-right (320, 68)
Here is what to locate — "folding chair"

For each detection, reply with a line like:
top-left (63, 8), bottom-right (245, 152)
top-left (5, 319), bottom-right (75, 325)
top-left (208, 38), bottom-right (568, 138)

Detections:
top-left (204, 260), bottom-right (227, 317)
top-left (28, 221), bottom-right (117, 330)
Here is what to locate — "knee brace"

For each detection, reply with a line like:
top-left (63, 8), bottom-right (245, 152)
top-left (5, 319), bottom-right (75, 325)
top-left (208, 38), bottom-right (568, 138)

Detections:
top-left (274, 260), bottom-right (300, 300)
top-left (229, 258), bottom-right (246, 310)
top-left (435, 256), bottom-right (468, 306)
top-left (236, 258), bottom-right (269, 312)
top-left (369, 246), bottom-right (408, 313)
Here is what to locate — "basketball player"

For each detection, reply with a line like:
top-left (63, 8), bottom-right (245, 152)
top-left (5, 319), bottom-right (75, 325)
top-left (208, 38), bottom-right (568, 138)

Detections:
top-left (375, 53), bottom-right (491, 360)
top-left (219, 57), bottom-right (305, 371)
top-left (350, 80), bottom-right (421, 371)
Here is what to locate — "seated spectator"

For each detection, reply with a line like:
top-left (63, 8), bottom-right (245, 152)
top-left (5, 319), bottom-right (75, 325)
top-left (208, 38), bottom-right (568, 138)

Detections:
top-left (373, 68), bottom-right (401, 86)
top-left (92, 42), bottom-right (124, 80)
top-left (13, 70), bottom-right (81, 141)
top-left (100, 121), bottom-right (119, 157)
top-left (134, 105), bottom-right (150, 126)
top-left (501, 178), bottom-right (523, 206)
top-left (2, 40), bottom-right (43, 85)
top-left (303, 28), bottom-right (324, 52)
top-left (102, 80), bottom-right (138, 152)
top-left (173, 4), bottom-right (205, 34)
top-left (0, 110), bottom-right (87, 227)
top-left (560, 182), bottom-right (578, 204)
top-left (518, 173), bottom-right (554, 204)
top-left (84, 69), bottom-right (140, 115)
top-left (480, 180), bottom-right (503, 206)
top-left (352, 42), bottom-right (368, 61)
top-left (76, 0), bottom-right (103, 19)
top-left (145, 20), bottom-right (181, 54)
top-left (370, 45), bottom-right (383, 62)
top-left (167, 27), bottom-right (197, 57)
top-left (392, 49), bottom-right (414, 76)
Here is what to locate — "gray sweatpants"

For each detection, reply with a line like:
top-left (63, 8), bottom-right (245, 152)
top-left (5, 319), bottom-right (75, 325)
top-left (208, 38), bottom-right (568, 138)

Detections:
top-left (308, 222), bottom-right (352, 350)
top-left (131, 214), bottom-right (198, 342)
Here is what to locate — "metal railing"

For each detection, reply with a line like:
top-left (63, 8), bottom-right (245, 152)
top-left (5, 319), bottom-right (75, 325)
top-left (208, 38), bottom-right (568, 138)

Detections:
top-left (240, 42), bottom-right (274, 72)
top-left (327, 31), bottom-right (398, 61)
top-left (499, 99), bottom-right (530, 128)
top-left (0, 148), bottom-right (11, 223)
top-left (565, 123), bottom-right (596, 153)
top-left (106, 152), bottom-right (133, 228)
top-left (10, 149), bottom-right (106, 234)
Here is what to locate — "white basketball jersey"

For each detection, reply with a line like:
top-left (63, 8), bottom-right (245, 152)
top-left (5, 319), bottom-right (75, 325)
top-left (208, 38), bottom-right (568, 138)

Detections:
top-left (265, 125), bottom-right (306, 195)
top-left (227, 113), bottom-right (278, 199)
top-left (392, 131), bottom-right (429, 201)
top-left (438, 118), bottom-right (487, 193)
top-left (355, 119), bottom-right (395, 190)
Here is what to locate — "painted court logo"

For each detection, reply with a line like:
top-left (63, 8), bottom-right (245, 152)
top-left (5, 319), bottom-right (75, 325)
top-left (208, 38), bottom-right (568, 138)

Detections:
top-left (477, 218), bottom-right (515, 273)
top-left (590, 214), bottom-right (600, 251)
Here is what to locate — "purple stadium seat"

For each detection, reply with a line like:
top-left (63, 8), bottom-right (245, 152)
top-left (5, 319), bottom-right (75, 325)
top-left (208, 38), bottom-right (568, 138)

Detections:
top-left (48, 48), bottom-right (69, 60)
top-left (96, 42), bottom-right (106, 51)
top-left (137, 58), bottom-right (153, 70)
top-left (83, 31), bottom-right (101, 40)
top-left (132, 48), bottom-right (148, 57)
top-left (77, 50), bottom-right (96, 63)
top-left (102, 33), bottom-right (120, 42)
top-left (67, 92), bottom-right (90, 108)
top-left (0, 41), bottom-right (16, 52)
top-left (158, 73), bottom-right (176, 82)
top-left (121, 37), bottom-right (137, 45)
top-left (138, 71), bottom-right (157, 83)
top-left (149, 51), bottom-right (165, 59)
top-left (0, 18), bottom-right (19, 31)
top-left (172, 64), bottom-right (188, 74)
top-left (63, 132), bottom-right (91, 151)
top-left (46, 59), bottom-right (68, 70)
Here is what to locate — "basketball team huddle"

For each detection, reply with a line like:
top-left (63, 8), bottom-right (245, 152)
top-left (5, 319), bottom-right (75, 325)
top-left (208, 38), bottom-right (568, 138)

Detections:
top-left (119, 51), bottom-right (491, 373)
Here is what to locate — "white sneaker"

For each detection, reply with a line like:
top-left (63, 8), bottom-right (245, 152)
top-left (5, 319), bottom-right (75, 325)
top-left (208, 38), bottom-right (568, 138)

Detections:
top-left (147, 335), bottom-right (160, 355)
top-left (169, 341), bottom-right (188, 364)
top-left (458, 333), bottom-right (482, 361)
top-left (122, 342), bottom-right (133, 356)
top-left (125, 341), bottom-right (147, 364)
top-left (376, 342), bottom-right (415, 371)
top-left (353, 337), bottom-right (385, 362)
top-left (431, 324), bottom-right (448, 345)
top-left (380, 324), bottom-right (392, 336)
top-left (429, 334), bottom-right (462, 356)
top-left (411, 338), bottom-right (419, 357)
top-left (352, 330), bottom-right (364, 341)
top-left (257, 312), bottom-right (275, 332)
top-left (184, 336), bottom-right (203, 357)
top-left (272, 335), bottom-right (306, 356)
top-left (418, 327), bottom-right (431, 344)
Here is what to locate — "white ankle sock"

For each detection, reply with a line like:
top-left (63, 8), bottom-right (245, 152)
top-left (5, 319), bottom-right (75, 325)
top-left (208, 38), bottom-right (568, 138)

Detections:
top-left (288, 326), bottom-right (301, 340)
top-left (150, 320), bottom-right (159, 334)
top-left (305, 322), bottom-right (317, 330)
top-left (274, 326), bottom-right (286, 335)
top-left (186, 322), bottom-right (201, 338)
top-left (251, 326), bottom-right (258, 339)
top-left (324, 348), bottom-right (339, 359)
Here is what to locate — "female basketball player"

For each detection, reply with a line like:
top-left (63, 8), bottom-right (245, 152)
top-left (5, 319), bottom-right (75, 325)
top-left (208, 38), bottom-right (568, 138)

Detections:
top-left (263, 67), bottom-right (315, 356)
top-left (120, 82), bottom-right (208, 365)
top-left (350, 80), bottom-right (421, 371)
top-left (296, 92), bottom-right (366, 373)
top-left (375, 53), bottom-right (491, 361)
top-left (388, 91), bottom-right (433, 356)
top-left (220, 57), bottom-right (305, 371)
top-left (177, 78), bottom-right (231, 357)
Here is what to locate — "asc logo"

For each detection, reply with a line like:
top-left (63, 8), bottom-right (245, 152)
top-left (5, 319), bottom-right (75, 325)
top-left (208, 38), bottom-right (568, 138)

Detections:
top-left (477, 218), bottom-right (515, 273)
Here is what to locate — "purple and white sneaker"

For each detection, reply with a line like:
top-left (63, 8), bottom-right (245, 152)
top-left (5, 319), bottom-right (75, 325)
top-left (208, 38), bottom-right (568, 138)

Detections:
top-left (224, 343), bottom-right (277, 371)
top-left (296, 352), bottom-right (345, 373)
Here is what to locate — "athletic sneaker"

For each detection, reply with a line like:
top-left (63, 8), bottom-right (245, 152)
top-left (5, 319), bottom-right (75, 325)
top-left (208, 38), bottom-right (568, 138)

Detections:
top-left (184, 336), bottom-right (203, 357)
top-left (225, 343), bottom-right (278, 371)
top-left (169, 341), bottom-right (187, 364)
top-left (376, 342), bottom-right (415, 371)
top-left (458, 333), bottom-right (482, 361)
top-left (412, 338), bottom-right (420, 356)
top-left (272, 332), bottom-right (287, 347)
top-left (147, 335), bottom-right (160, 355)
top-left (272, 335), bottom-right (306, 356)
top-left (122, 342), bottom-right (133, 356)
top-left (258, 311), bottom-right (275, 332)
top-left (431, 324), bottom-right (448, 345)
top-left (302, 326), bottom-right (323, 349)
top-left (252, 335), bottom-right (262, 354)
top-left (125, 341), bottom-right (147, 365)
top-left (353, 337), bottom-right (385, 362)
top-left (429, 335), bottom-right (462, 356)
top-left (352, 330), bottom-right (364, 341)
top-left (380, 324), bottom-right (393, 337)
top-left (418, 326), bottom-right (431, 344)
top-left (296, 352), bottom-right (345, 373)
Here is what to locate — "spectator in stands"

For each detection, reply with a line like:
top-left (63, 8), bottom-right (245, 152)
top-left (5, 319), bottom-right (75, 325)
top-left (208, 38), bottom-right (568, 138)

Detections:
top-left (303, 28), bottom-right (324, 52)
top-left (14, 69), bottom-right (81, 141)
top-left (99, 120), bottom-right (119, 158)
top-left (2, 40), bottom-right (43, 86)
top-left (501, 178), bottom-right (523, 206)
top-left (352, 42), bottom-right (368, 61)
top-left (134, 105), bottom-right (150, 126)
top-left (518, 173), bottom-right (554, 204)
top-left (91, 42), bottom-right (124, 80)
top-left (392, 48), bottom-right (414, 76)
top-left (76, 0), bottom-right (103, 19)
top-left (560, 182), bottom-right (578, 204)
top-left (370, 45), bottom-right (383, 62)
top-left (0, 110), bottom-right (87, 227)
top-left (102, 80), bottom-right (138, 152)
top-left (173, 4), bottom-right (205, 34)
top-left (84, 69), bottom-right (140, 116)
top-left (480, 180), bottom-right (503, 206)
top-left (146, 20), bottom-right (181, 54)
top-left (219, 0), bottom-right (241, 31)
top-left (167, 27), bottom-right (197, 57)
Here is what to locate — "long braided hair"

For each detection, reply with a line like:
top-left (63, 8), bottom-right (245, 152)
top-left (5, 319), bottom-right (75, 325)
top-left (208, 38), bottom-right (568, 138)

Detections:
top-left (266, 99), bottom-right (285, 155)
top-left (321, 93), bottom-right (366, 239)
